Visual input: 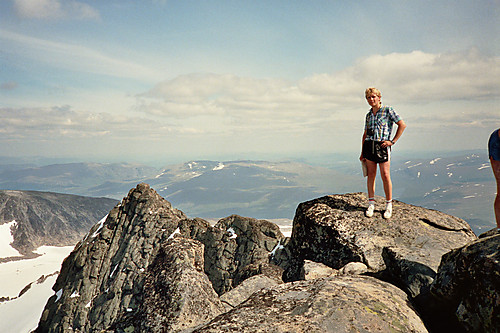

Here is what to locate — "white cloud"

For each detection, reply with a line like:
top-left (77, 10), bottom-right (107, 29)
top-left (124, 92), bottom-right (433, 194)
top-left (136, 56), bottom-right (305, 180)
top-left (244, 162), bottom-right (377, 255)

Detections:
top-left (136, 50), bottom-right (499, 125)
top-left (13, 0), bottom-right (99, 20)
top-left (0, 106), bottom-right (186, 140)
top-left (137, 73), bottom-right (342, 123)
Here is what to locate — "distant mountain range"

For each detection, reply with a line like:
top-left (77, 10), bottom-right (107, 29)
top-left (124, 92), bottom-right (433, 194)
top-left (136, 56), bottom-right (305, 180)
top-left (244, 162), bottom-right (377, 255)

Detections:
top-left (0, 151), bottom-right (495, 235)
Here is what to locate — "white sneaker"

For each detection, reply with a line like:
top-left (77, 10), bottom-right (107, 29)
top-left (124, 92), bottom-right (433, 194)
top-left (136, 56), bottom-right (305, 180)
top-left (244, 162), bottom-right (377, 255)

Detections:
top-left (384, 203), bottom-right (392, 219)
top-left (366, 204), bottom-right (375, 217)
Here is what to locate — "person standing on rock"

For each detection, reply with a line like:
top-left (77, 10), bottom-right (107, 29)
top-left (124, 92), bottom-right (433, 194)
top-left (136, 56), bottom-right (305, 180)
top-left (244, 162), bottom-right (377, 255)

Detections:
top-left (359, 87), bottom-right (406, 218)
top-left (488, 128), bottom-right (500, 231)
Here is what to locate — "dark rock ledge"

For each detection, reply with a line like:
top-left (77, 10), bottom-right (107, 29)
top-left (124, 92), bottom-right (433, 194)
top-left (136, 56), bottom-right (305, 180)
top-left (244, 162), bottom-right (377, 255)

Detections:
top-left (35, 184), bottom-right (498, 333)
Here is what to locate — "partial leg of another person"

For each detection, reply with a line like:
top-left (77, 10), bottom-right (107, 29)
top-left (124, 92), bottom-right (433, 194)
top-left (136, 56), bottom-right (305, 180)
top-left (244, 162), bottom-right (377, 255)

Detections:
top-left (490, 158), bottom-right (500, 230)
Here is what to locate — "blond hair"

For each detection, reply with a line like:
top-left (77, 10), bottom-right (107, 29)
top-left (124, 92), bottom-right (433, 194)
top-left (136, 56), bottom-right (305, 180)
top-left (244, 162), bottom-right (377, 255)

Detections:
top-left (365, 87), bottom-right (381, 99)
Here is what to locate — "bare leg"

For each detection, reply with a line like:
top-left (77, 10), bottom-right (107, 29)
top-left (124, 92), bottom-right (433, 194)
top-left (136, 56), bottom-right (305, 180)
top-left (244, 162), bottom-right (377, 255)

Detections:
top-left (490, 158), bottom-right (500, 229)
top-left (365, 159), bottom-right (378, 199)
top-left (379, 161), bottom-right (392, 201)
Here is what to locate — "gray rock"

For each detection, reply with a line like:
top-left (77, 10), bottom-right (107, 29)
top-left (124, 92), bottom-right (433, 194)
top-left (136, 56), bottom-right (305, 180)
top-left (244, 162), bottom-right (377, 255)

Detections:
top-left (111, 236), bottom-right (224, 333)
top-left (192, 275), bottom-right (429, 333)
top-left (36, 183), bottom-right (187, 332)
top-left (193, 214), bottom-right (285, 295)
top-left (300, 259), bottom-right (338, 280)
top-left (220, 274), bottom-right (281, 310)
top-left (287, 194), bottom-right (476, 294)
top-left (431, 233), bottom-right (500, 332)
top-left (339, 261), bottom-right (368, 275)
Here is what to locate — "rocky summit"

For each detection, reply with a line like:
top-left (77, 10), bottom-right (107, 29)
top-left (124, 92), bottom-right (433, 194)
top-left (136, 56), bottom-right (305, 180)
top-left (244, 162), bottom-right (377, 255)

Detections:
top-left (35, 184), bottom-right (498, 333)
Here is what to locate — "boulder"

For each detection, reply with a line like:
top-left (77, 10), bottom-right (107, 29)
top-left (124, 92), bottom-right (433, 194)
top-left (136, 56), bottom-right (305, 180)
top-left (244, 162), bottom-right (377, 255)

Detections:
top-left (110, 236), bottom-right (224, 332)
top-left (219, 274), bottom-right (281, 310)
top-left (192, 275), bottom-right (429, 333)
top-left (300, 259), bottom-right (337, 280)
top-left (192, 214), bottom-right (285, 295)
top-left (339, 261), bottom-right (368, 275)
top-left (431, 231), bottom-right (500, 332)
top-left (287, 193), bottom-right (477, 295)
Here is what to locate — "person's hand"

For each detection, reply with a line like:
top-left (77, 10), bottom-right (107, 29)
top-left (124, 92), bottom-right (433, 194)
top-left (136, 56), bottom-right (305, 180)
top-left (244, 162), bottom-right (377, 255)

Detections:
top-left (381, 140), bottom-right (393, 148)
top-left (359, 154), bottom-right (365, 161)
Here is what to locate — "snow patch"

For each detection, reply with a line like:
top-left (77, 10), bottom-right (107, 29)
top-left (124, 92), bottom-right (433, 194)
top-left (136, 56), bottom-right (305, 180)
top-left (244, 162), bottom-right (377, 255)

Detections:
top-left (168, 227), bottom-right (181, 239)
top-left (110, 264), bottom-right (118, 278)
top-left (227, 227), bottom-right (238, 239)
top-left (213, 162), bottom-right (225, 171)
top-left (429, 158), bottom-right (441, 164)
top-left (91, 215), bottom-right (108, 238)
top-left (407, 162), bottom-right (422, 169)
top-left (70, 290), bottom-right (80, 298)
top-left (55, 289), bottom-right (63, 302)
top-left (270, 242), bottom-right (284, 257)
top-left (187, 161), bottom-right (198, 169)
top-left (0, 220), bottom-right (21, 258)
top-left (155, 171), bottom-right (166, 178)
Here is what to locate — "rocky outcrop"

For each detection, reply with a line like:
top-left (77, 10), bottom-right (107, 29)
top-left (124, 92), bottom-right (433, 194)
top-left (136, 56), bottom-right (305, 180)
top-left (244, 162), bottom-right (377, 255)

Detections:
top-left (284, 193), bottom-right (478, 331)
top-left (431, 231), bottom-right (500, 332)
top-left (36, 184), bottom-right (285, 332)
top-left (0, 190), bottom-right (117, 255)
top-left (110, 236), bottom-right (225, 332)
top-left (286, 194), bottom-right (476, 288)
top-left (193, 275), bottom-right (428, 333)
top-left (36, 186), bottom-right (495, 332)
top-left (36, 184), bottom-right (187, 332)
top-left (200, 214), bottom-right (284, 294)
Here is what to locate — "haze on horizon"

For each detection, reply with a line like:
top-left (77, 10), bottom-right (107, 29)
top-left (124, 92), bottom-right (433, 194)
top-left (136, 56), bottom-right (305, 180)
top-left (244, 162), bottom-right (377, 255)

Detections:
top-left (0, 0), bottom-right (498, 165)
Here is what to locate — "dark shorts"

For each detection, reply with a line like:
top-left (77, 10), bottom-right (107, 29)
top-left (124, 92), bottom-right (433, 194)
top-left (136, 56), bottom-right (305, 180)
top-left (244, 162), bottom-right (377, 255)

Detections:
top-left (362, 140), bottom-right (391, 163)
top-left (489, 129), bottom-right (500, 161)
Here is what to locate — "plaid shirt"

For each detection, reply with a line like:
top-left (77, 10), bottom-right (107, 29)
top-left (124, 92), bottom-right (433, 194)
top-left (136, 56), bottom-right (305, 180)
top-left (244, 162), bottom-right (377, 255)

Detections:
top-left (364, 106), bottom-right (402, 141)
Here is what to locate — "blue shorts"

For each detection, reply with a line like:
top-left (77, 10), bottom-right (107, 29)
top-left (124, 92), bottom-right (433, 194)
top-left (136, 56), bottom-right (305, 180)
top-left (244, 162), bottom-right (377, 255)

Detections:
top-left (489, 129), bottom-right (500, 161)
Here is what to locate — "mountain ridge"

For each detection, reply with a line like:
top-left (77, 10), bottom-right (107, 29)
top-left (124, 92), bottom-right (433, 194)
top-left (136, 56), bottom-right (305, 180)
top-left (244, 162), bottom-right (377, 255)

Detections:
top-left (0, 190), bottom-right (118, 257)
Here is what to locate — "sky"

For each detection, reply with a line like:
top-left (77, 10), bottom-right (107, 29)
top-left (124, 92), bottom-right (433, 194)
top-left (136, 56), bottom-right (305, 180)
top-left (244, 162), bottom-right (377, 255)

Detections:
top-left (0, 0), bottom-right (499, 165)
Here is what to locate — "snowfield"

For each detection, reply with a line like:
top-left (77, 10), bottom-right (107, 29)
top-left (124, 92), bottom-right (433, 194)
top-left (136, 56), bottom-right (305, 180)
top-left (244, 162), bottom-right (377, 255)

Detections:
top-left (0, 222), bottom-right (74, 333)
top-left (0, 221), bottom-right (21, 258)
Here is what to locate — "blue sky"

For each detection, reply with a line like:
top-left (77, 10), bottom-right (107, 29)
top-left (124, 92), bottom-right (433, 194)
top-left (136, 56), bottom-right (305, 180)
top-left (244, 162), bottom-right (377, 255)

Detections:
top-left (0, 0), bottom-right (499, 164)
